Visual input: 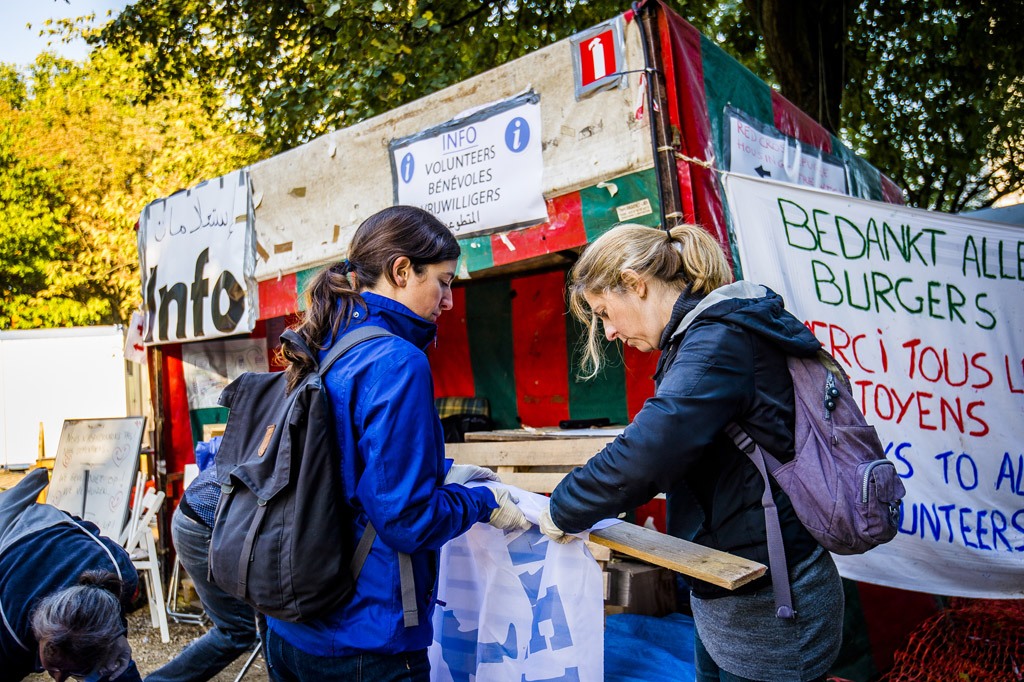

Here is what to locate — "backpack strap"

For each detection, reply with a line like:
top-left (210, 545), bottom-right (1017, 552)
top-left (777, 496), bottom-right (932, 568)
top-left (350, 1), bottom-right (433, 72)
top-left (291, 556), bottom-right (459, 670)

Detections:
top-left (280, 329), bottom-right (315, 363)
top-left (725, 422), bottom-right (796, 619)
top-left (349, 522), bottom-right (418, 628)
top-left (317, 325), bottom-right (393, 376)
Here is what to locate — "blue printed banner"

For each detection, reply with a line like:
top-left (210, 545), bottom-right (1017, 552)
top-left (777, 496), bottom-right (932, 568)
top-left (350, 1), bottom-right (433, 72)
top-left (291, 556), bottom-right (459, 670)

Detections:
top-left (428, 485), bottom-right (608, 681)
top-left (724, 173), bottom-right (1024, 598)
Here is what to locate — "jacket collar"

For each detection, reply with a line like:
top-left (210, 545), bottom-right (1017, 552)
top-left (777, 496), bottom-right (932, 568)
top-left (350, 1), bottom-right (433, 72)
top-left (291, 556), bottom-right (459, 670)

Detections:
top-left (657, 284), bottom-right (702, 350)
top-left (354, 292), bottom-right (437, 351)
top-left (665, 281), bottom-right (767, 342)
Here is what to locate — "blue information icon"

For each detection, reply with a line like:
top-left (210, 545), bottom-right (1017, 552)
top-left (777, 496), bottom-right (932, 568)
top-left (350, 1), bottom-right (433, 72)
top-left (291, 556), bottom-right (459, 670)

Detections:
top-left (505, 118), bottom-right (530, 153)
top-left (400, 153), bottom-right (415, 183)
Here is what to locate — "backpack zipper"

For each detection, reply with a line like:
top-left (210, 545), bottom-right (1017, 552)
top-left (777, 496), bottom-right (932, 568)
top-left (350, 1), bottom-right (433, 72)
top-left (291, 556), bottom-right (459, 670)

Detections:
top-left (862, 460), bottom-right (894, 502)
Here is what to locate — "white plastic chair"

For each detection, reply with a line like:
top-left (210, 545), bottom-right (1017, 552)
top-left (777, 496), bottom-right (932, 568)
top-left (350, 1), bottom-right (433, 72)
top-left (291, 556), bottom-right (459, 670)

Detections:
top-left (121, 478), bottom-right (170, 643)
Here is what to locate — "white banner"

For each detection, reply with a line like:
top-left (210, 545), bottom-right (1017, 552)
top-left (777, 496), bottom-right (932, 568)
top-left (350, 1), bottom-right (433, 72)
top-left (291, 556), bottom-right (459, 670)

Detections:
top-left (429, 486), bottom-right (607, 681)
top-left (138, 169), bottom-right (256, 345)
top-left (390, 93), bottom-right (548, 238)
top-left (723, 173), bottom-right (1024, 598)
top-left (726, 109), bottom-right (848, 194)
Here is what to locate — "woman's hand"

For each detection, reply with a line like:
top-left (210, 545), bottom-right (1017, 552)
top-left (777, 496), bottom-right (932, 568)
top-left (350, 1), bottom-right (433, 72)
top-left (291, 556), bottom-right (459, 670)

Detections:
top-left (538, 509), bottom-right (576, 544)
top-left (445, 464), bottom-right (500, 486)
top-left (487, 487), bottom-right (532, 531)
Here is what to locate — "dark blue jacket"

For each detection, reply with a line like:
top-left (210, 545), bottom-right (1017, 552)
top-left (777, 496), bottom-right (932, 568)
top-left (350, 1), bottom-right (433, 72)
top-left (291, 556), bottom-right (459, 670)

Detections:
top-left (550, 282), bottom-right (821, 598)
top-left (267, 292), bottom-right (497, 656)
top-left (0, 477), bottom-right (140, 682)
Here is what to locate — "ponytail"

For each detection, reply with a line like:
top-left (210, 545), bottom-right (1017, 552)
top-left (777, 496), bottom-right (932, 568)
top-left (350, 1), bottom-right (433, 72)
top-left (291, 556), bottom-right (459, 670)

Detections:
top-left (567, 223), bottom-right (731, 378)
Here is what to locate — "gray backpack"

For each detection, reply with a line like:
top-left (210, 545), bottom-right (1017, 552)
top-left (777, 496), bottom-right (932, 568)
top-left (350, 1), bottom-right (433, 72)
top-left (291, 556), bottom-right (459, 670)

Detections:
top-left (209, 325), bottom-right (396, 622)
top-left (727, 349), bottom-right (905, 619)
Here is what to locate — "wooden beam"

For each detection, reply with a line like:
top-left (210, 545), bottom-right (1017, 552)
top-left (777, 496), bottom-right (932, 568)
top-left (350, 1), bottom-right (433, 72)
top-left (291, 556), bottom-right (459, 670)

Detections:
top-left (589, 523), bottom-right (766, 591)
top-left (446, 438), bottom-right (613, 467)
top-left (464, 428), bottom-right (621, 441)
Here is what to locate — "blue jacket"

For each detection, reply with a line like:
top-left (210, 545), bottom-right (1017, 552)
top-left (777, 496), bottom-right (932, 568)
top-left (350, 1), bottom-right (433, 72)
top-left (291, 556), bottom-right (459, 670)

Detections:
top-left (550, 282), bottom-right (821, 599)
top-left (0, 470), bottom-right (140, 682)
top-left (267, 292), bottom-right (497, 656)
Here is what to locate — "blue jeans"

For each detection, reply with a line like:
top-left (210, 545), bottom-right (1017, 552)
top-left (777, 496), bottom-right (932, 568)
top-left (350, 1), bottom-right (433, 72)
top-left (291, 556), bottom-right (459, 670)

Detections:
top-left (145, 508), bottom-right (257, 682)
top-left (265, 629), bottom-right (429, 682)
top-left (694, 628), bottom-right (825, 682)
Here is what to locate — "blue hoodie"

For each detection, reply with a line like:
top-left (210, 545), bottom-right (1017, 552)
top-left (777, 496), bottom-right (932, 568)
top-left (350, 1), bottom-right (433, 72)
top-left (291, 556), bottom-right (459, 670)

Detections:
top-left (267, 292), bottom-right (497, 656)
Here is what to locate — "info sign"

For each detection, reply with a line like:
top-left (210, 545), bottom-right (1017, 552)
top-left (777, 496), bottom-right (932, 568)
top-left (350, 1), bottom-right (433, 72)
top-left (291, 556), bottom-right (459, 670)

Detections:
top-left (138, 169), bottom-right (257, 345)
top-left (725, 108), bottom-right (848, 195)
top-left (389, 92), bottom-right (548, 238)
top-left (724, 173), bottom-right (1024, 598)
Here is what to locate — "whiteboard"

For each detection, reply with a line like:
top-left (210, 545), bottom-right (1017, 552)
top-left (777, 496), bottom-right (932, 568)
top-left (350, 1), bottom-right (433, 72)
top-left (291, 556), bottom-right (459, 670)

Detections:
top-left (47, 417), bottom-right (146, 540)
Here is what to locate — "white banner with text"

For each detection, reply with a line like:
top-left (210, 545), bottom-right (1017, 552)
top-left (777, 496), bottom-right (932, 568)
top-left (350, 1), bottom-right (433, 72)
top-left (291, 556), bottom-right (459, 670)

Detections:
top-left (138, 170), bottom-right (256, 345)
top-left (724, 173), bottom-right (1024, 598)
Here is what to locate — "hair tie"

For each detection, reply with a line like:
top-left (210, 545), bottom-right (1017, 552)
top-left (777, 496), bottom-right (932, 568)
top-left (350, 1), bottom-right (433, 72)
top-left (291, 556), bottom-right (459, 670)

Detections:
top-left (342, 259), bottom-right (354, 275)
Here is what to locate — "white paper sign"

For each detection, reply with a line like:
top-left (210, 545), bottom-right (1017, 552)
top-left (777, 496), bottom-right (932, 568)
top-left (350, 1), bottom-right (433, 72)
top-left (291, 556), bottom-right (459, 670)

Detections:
top-left (723, 173), bottom-right (1024, 598)
top-left (181, 337), bottom-right (269, 409)
top-left (391, 93), bottom-right (548, 237)
top-left (123, 311), bottom-right (147, 365)
top-left (726, 110), bottom-right (848, 194)
top-left (138, 169), bottom-right (256, 345)
top-left (429, 485), bottom-right (606, 682)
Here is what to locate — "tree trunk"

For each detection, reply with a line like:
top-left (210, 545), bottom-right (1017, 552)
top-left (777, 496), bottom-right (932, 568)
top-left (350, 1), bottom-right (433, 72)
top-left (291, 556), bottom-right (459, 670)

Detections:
top-left (743, 0), bottom-right (850, 134)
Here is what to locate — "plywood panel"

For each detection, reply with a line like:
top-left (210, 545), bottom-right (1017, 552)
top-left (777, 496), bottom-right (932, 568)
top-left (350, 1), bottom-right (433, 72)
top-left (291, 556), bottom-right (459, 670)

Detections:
top-left (249, 18), bottom-right (653, 281)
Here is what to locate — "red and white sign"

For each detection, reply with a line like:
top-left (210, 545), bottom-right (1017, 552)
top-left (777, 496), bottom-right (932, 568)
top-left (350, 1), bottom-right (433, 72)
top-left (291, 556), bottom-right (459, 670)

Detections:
top-left (579, 29), bottom-right (617, 87)
top-left (571, 17), bottom-right (627, 100)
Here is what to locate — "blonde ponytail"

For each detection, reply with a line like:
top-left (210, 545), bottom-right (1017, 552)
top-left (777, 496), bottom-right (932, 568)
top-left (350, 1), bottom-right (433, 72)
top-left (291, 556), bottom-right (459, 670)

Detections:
top-left (568, 223), bottom-right (731, 378)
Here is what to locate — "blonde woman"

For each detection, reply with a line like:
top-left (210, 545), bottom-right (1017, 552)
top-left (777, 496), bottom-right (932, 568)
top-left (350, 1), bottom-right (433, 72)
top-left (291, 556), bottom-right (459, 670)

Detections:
top-left (539, 224), bottom-right (843, 682)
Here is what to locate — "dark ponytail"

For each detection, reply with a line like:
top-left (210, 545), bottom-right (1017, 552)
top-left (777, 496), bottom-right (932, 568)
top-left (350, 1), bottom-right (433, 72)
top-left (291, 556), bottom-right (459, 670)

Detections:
top-left (282, 206), bottom-right (460, 393)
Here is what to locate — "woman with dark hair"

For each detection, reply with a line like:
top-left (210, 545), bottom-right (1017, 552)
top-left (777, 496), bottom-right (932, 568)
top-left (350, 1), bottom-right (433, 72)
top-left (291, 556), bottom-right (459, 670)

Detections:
top-left (263, 206), bottom-right (529, 682)
top-left (0, 469), bottom-right (141, 682)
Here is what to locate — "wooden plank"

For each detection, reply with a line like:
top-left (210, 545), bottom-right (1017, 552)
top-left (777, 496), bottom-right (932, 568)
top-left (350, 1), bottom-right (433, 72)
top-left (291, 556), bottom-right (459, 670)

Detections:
top-left (491, 472), bottom-right (572, 494)
top-left (589, 523), bottom-right (766, 591)
top-left (464, 428), bottom-right (621, 441)
top-left (446, 438), bottom-right (613, 467)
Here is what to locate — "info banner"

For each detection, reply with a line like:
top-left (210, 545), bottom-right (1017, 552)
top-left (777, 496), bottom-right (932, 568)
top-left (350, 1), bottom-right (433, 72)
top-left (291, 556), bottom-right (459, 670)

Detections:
top-left (138, 169), bottom-right (256, 345)
top-left (390, 92), bottom-right (548, 238)
top-left (723, 173), bottom-right (1024, 598)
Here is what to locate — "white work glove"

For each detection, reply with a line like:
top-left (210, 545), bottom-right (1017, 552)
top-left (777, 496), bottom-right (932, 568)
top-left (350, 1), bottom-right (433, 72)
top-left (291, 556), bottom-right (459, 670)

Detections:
top-left (96, 635), bottom-right (133, 680)
top-left (445, 464), bottom-right (500, 486)
top-left (487, 487), bottom-right (532, 532)
top-left (539, 508), bottom-right (576, 544)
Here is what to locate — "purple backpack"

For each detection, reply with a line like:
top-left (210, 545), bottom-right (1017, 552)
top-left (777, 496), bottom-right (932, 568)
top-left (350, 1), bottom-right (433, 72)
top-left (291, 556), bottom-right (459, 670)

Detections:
top-left (727, 349), bottom-right (905, 619)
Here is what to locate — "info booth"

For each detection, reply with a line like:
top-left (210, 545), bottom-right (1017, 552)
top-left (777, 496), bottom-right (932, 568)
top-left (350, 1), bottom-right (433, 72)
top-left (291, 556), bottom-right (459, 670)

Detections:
top-left (137, 2), bottom-right (1023, 680)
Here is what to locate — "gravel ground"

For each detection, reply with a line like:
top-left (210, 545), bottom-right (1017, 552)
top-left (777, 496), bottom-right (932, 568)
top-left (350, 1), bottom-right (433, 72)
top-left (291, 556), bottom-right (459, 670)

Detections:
top-left (25, 605), bottom-right (267, 682)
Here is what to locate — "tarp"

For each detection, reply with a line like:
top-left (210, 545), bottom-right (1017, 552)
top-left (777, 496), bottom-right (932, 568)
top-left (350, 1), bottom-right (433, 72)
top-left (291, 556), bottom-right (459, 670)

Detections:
top-left (724, 173), bottom-right (1024, 598)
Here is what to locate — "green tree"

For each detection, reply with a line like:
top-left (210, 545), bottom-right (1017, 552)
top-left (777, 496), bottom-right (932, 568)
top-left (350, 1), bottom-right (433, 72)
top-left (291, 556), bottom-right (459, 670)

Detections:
top-left (96, 0), bottom-right (756, 154)
top-left (0, 45), bottom-right (264, 329)
top-left (841, 0), bottom-right (1024, 211)
top-left (94, 1), bottom-right (1023, 213)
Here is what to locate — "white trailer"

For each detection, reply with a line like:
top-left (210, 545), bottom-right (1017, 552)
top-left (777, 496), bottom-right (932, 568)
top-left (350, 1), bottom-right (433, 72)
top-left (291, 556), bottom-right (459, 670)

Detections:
top-left (0, 326), bottom-right (130, 468)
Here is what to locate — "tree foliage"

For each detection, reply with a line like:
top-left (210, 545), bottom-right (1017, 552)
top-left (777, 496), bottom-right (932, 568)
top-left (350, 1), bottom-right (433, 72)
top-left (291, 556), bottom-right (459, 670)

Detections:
top-left (0, 43), bottom-right (264, 329)
top-left (95, 0), bottom-right (1023, 213)
top-left (841, 0), bottom-right (1024, 211)
top-left (96, 0), bottom-right (758, 154)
